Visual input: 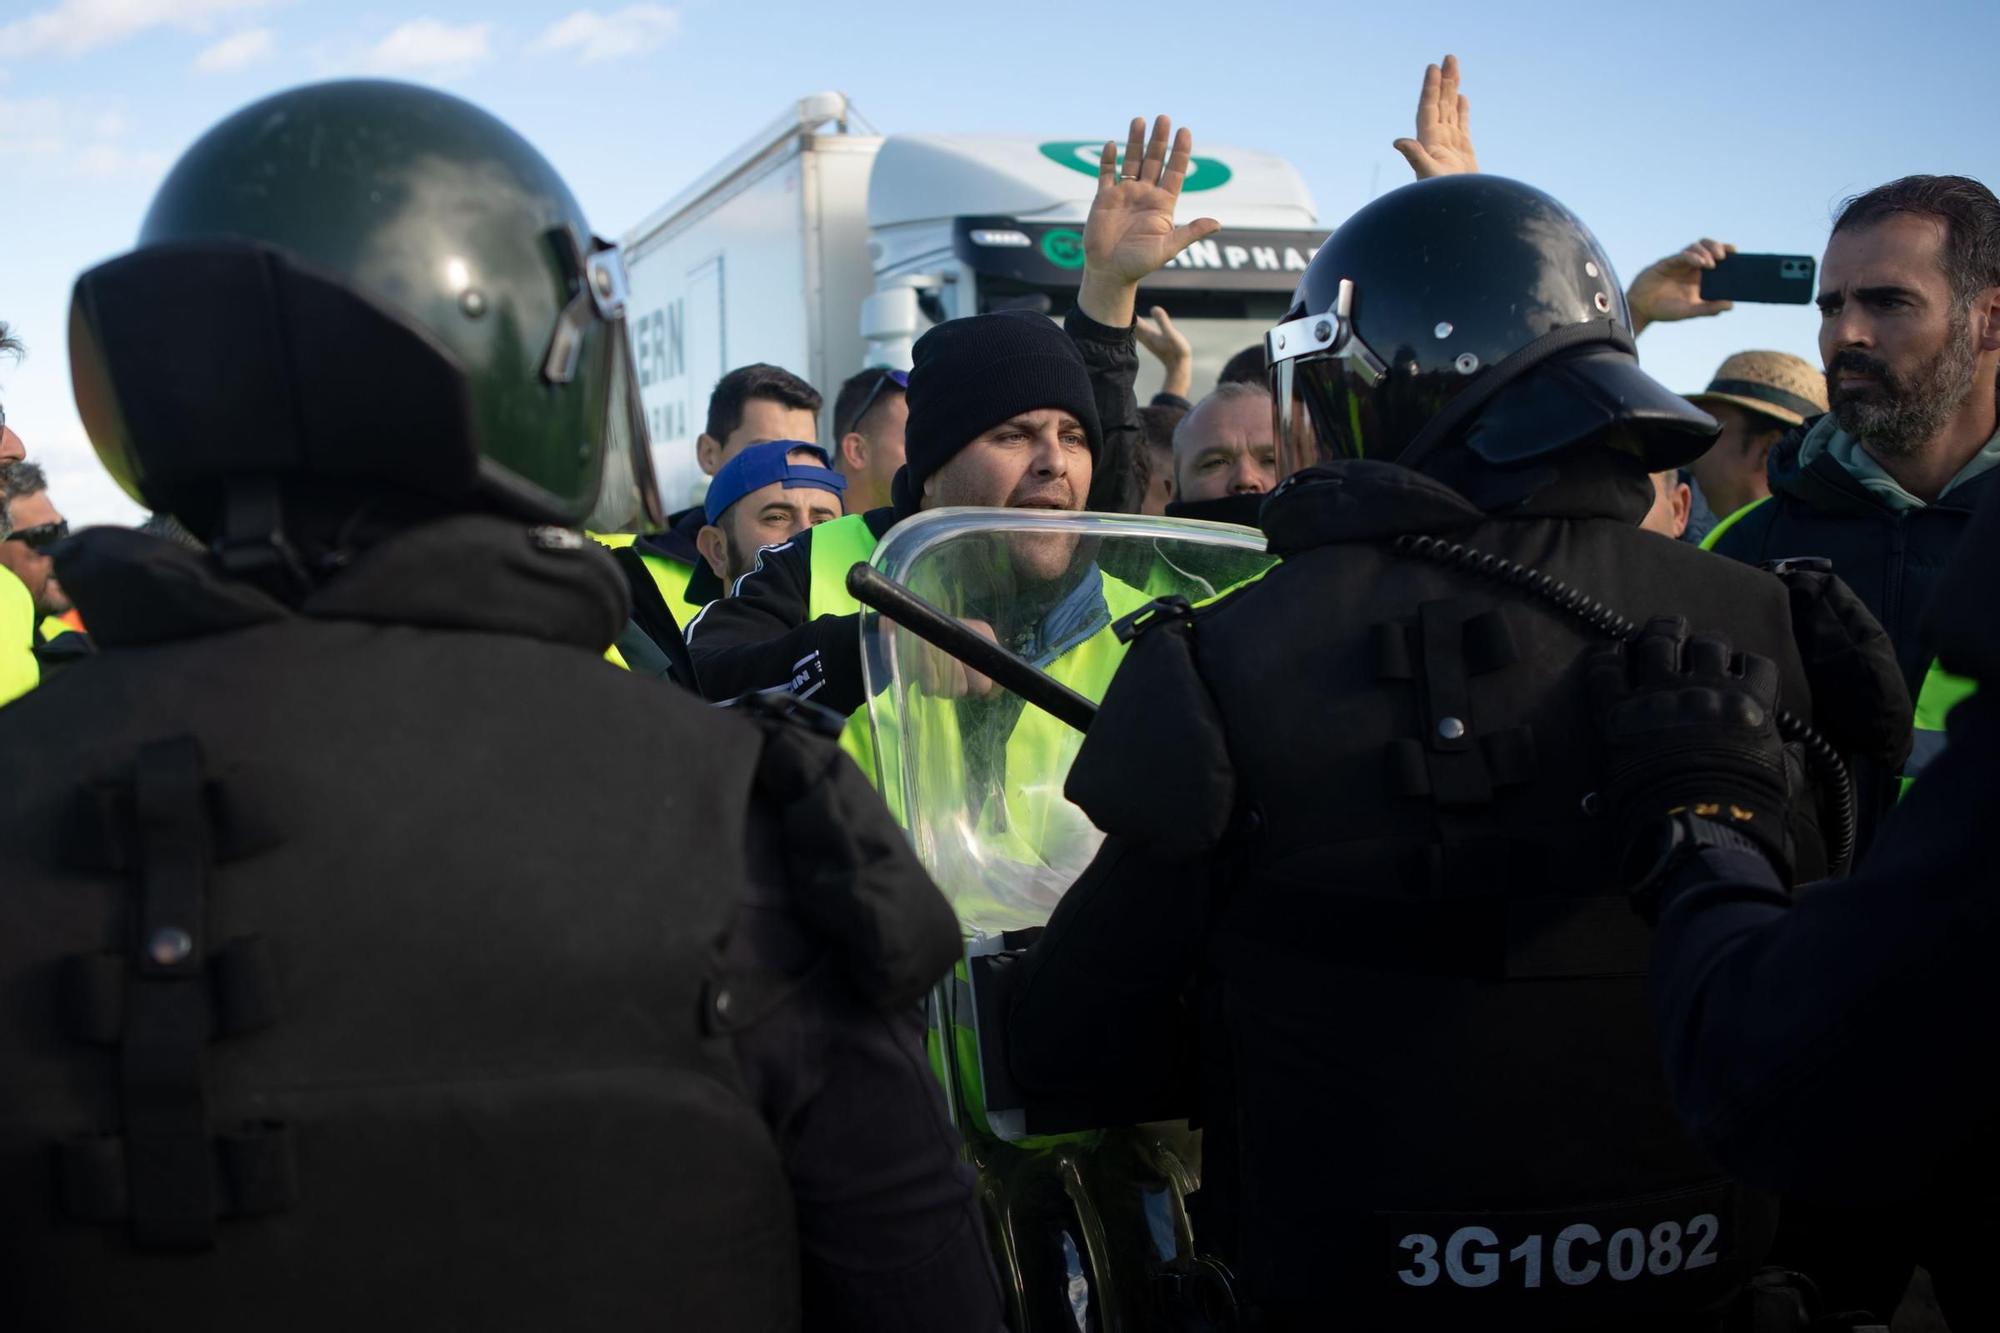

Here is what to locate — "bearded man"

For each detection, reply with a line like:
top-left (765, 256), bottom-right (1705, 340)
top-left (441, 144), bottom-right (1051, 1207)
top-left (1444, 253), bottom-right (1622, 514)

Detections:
top-left (1702, 172), bottom-right (2000, 1328)
top-left (1708, 174), bottom-right (2000, 808)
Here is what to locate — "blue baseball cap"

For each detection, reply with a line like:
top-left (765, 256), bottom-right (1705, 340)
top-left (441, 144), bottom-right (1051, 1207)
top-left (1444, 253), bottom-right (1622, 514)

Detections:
top-left (704, 440), bottom-right (846, 525)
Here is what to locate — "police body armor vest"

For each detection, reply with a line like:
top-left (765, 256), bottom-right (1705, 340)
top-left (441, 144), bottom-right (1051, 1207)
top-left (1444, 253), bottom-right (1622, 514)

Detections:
top-left (0, 622), bottom-right (798, 1330)
top-left (1130, 493), bottom-right (1817, 1328)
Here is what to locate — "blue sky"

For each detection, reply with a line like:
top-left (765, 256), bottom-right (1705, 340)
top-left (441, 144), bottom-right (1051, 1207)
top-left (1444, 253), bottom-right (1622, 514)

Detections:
top-left (1, 0), bottom-right (1991, 525)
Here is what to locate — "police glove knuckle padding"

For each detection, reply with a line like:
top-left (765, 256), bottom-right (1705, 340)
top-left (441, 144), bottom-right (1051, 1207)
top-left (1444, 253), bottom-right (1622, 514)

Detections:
top-left (750, 721), bottom-right (960, 1010)
top-left (1780, 568), bottom-right (1913, 769)
top-left (1595, 629), bottom-right (1793, 874)
top-left (1684, 633), bottom-right (1733, 681)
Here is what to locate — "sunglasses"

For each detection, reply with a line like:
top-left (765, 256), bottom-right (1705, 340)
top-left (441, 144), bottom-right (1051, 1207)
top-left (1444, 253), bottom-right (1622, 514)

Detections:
top-left (7, 520), bottom-right (69, 551)
top-left (839, 368), bottom-right (908, 439)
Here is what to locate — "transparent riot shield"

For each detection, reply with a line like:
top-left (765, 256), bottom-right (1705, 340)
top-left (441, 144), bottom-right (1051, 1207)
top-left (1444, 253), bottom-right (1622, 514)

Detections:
top-left (856, 508), bottom-right (1274, 1333)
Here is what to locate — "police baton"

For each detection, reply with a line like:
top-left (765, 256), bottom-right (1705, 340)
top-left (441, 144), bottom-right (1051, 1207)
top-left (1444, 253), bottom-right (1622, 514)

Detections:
top-left (845, 563), bottom-right (1099, 733)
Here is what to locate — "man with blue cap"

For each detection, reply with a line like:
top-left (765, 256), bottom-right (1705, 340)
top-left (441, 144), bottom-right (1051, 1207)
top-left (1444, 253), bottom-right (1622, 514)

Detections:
top-left (696, 440), bottom-right (846, 592)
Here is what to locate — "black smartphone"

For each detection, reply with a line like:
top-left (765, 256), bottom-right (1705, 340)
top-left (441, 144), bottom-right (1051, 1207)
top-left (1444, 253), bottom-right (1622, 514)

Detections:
top-left (1699, 253), bottom-right (1816, 304)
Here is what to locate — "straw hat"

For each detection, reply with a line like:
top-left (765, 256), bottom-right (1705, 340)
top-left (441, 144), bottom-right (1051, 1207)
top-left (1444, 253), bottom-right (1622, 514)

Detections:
top-left (1685, 350), bottom-right (1827, 427)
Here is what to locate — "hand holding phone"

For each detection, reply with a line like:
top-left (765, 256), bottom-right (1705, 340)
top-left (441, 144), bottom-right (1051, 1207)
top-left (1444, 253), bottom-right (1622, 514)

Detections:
top-left (1699, 254), bottom-right (1816, 305)
top-left (1628, 238), bottom-right (1737, 335)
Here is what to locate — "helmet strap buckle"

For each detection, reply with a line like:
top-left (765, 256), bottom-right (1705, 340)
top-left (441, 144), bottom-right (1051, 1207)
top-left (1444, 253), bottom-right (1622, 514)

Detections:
top-left (213, 476), bottom-right (309, 599)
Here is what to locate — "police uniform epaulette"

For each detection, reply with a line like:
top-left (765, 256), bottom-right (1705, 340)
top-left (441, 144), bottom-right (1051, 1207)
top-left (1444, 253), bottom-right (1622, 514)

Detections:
top-left (1112, 594), bottom-right (1196, 644)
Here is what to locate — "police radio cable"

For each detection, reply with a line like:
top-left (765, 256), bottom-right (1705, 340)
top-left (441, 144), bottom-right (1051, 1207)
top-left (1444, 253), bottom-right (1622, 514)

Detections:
top-left (845, 563), bottom-right (1101, 734)
top-left (1386, 533), bottom-right (1858, 878)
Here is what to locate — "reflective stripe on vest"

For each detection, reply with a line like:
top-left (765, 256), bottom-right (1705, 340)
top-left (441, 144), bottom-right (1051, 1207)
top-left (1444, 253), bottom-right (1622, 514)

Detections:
top-left (1698, 495), bottom-right (1773, 552)
top-left (803, 514), bottom-right (886, 781)
top-left (0, 571), bottom-right (38, 705)
top-left (590, 533), bottom-right (703, 671)
top-left (1900, 659), bottom-right (1979, 795)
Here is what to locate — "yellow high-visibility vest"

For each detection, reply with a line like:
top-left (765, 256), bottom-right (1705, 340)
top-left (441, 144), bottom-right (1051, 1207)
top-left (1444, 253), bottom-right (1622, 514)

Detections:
top-left (590, 532), bottom-right (702, 671)
top-left (0, 572), bottom-right (39, 706)
top-left (1900, 659), bottom-right (1978, 797)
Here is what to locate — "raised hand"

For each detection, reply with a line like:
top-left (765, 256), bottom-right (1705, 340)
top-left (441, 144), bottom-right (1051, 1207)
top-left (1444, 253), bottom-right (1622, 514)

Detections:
top-left (1627, 239), bottom-right (1737, 336)
top-left (1078, 115), bottom-right (1222, 327)
top-left (1134, 305), bottom-right (1194, 399)
top-left (916, 618), bottom-right (998, 699)
top-left (1393, 54), bottom-right (1480, 180)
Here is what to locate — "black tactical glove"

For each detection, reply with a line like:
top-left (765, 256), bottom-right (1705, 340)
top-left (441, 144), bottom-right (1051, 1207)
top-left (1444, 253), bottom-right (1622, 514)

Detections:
top-left (1765, 560), bottom-right (1913, 771)
top-left (1588, 616), bottom-right (1793, 891)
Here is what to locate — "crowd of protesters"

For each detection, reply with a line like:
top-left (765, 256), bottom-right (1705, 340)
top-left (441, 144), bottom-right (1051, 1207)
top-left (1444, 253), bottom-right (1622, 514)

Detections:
top-left (1, 48), bottom-right (1997, 1333)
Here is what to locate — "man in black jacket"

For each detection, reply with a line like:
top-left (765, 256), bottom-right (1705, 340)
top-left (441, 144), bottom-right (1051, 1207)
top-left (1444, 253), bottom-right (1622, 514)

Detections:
top-left (1004, 174), bottom-right (1906, 1331)
top-left (0, 79), bottom-right (1001, 1332)
top-left (1709, 175), bottom-right (2000, 807)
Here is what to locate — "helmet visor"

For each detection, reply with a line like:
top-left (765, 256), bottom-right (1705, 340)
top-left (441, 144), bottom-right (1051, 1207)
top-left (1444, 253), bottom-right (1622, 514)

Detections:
top-left (587, 318), bottom-right (665, 531)
top-left (1267, 282), bottom-right (1387, 478)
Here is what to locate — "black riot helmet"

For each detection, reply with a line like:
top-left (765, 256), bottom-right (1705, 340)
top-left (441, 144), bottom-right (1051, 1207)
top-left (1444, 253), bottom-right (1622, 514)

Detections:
top-left (1267, 175), bottom-right (1717, 480)
top-left (69, 79), bottom-right (662, 557)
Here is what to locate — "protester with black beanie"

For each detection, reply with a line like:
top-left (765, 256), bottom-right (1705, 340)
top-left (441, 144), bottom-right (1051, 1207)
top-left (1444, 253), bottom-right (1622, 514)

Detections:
top-left (686, 304), bottom-right (1108, 716)
top-left (887, 309), bottom-right (1102, 512)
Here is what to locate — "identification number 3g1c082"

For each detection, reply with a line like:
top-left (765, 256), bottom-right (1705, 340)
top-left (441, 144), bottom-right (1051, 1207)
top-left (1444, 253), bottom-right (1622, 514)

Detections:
top-left (1396, 1214), bottom-right (1719, 1289)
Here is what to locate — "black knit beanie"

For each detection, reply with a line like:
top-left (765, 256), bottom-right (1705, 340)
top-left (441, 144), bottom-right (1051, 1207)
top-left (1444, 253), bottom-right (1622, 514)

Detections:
top-left (894, 309), bottom-right (1101, 508)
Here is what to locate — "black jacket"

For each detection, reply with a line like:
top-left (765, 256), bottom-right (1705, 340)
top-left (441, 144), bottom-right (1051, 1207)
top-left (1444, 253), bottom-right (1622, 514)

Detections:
top-left (1652, 462), bottom-right (2000, 1198)
top-left (1009, 454), bottom-right (1831, 1329)
top-left (686, 306), bottom-right (1145, 708)
top-left (1712, 418), bottom-right (1995, 848)
top-left (0, 517), bottom-right (1000, 1331)
top-left (1711, 415), bottom-right (1994, 698)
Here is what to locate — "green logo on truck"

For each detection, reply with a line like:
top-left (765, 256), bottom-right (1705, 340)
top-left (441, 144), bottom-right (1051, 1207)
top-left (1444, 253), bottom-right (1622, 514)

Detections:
top-left (1040, 228), bottom-right (1086, 270)
top-left (1038, 141), bottom-right (1234, 192)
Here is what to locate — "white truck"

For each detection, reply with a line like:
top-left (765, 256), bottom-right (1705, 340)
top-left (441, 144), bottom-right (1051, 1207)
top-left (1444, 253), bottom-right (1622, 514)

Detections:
top-left (620, 92), bottom-right (1324, 514)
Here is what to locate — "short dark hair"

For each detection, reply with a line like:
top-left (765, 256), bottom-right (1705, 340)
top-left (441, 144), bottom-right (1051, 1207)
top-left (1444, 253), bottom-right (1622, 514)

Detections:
top-left (0, 322), bottom-right (23, 362)
top-left (1217, 343), bottom-right (1267, 388)
top-left (704, 363), bottom-right (823, 444)
top-left (0, 460), bottom-right (47, 538)
top-left (1833, 175), bottom-right (2000, 307)
top-left (832, 367), bottom-right (905, 440)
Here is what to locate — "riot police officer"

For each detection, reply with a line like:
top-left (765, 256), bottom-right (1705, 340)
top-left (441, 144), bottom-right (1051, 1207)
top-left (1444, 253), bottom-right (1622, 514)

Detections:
top-left (1003, 174), bottom-right (1906, 1330)
top-left (0, 80), bottom-right (1001, 1331)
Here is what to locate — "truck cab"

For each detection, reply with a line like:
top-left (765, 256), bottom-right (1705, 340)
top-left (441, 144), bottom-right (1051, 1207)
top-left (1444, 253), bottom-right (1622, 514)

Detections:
top-left (864, 132), bottom-right (1322, 397)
